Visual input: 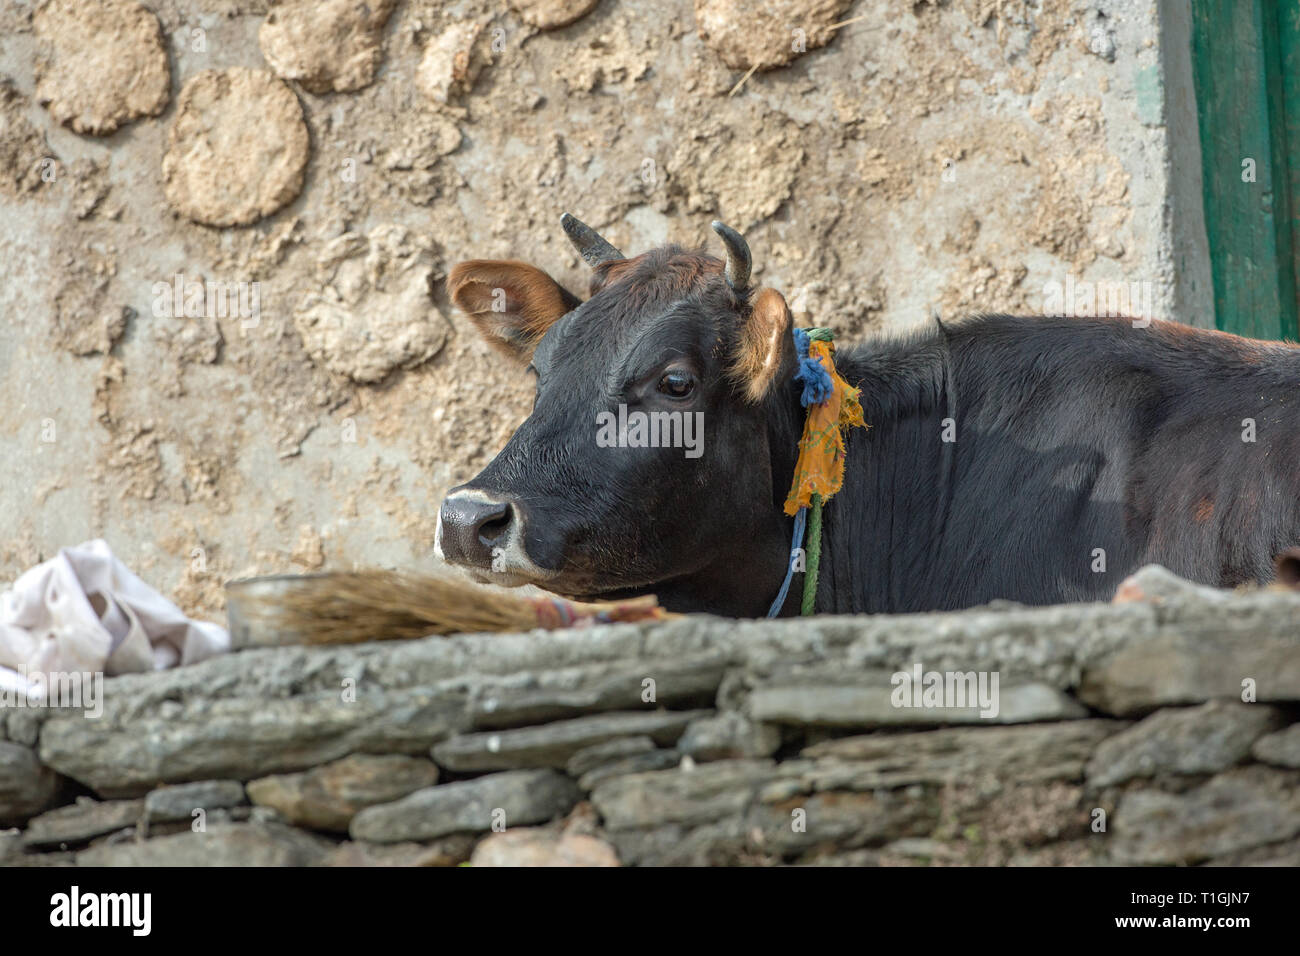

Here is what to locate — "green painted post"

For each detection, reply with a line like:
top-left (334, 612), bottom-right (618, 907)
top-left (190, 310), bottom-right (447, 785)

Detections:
top-left (1191, 0), bottom-right (1300, 341)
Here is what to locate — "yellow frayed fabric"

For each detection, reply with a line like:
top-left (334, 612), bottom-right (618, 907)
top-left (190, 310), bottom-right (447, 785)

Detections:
top-left (782, 339), bottom-right (868, 516)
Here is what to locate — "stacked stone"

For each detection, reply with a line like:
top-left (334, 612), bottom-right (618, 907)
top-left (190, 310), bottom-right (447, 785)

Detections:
top-left (3, 566), bottom-right (1299, 867)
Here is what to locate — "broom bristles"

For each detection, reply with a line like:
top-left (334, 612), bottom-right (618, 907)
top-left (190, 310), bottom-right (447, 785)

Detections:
top-left (235, 570), bottom-right (672, 645)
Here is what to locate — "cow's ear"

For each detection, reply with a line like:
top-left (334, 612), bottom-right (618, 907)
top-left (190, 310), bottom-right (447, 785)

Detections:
top-left (447, 260), bottom-right (582, 362)
top-left (731, 287), bottom-right (794, 402)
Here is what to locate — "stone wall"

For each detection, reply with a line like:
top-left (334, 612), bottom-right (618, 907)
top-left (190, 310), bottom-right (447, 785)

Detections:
top-left (0, 0), bottom-right (1206, 623)
top-left (3, 567), bottom-right (1298, 867)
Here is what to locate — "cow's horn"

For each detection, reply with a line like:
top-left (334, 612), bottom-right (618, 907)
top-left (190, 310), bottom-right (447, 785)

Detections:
top-left (711, 220), bottom-right (751, 291)
top-left (560, 213), bottom-right (624, 267)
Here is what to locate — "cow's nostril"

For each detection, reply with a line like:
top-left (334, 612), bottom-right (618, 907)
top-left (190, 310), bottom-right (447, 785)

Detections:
top-left (438, 493), bottom-right (518, 570)
top-left (477, 507), bottom-right (512, 547)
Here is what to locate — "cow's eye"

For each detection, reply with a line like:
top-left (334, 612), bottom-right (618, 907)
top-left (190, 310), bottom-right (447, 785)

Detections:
top-left (657, 370), bottom-right (695, 398)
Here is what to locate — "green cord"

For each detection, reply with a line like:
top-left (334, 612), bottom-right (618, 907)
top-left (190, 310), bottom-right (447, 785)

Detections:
top-left (793, 328), bottom-right (837, 615)
top-left (801, 493), bottom-right (823, 615)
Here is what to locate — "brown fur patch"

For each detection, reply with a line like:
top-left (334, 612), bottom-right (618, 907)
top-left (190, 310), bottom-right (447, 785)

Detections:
top-left (591, 250), bottom-right (719, 296)
top-left (731, 287), bottom-right (792, 402)
top-left (447, 260), bottom-right (578, 360)
top-left (1194, 496), bottom-right (1215, 523)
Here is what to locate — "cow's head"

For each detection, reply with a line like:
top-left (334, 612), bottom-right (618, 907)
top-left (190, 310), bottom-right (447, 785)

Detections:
top-left (435, 215), bottom-right (803, 616)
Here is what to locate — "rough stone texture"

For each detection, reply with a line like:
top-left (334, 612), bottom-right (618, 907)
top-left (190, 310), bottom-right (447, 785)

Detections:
top-left (576, 749), bottom-right (682, 791)
top-left (1111, 766), bottom-right (1300, 865)
top-left (162, 68), bottom-right (310, 227)
top-left (695, 0), bottom-right (853, 72)
top-left (0, 742), bottom-right (62, 825)
top-left (677, 712), bottom-right (781, 760)
top-left (1078, 630), bottom-right (1300, 716)
top-left (431, 709), bottom-right (707, 771)
top-left (246, 754), bottom-right (439, 831)
top-left (259, 0), bottom-right (398, 94)
top-left (415, 21), bottom-right (484, 105)
top-left (0, 80), bottom-right (54, 197)
top-left (471, 827), bottom-right (620, 866)
top-left (33, 0), bottom-right (169, 135)
top-left (801, 720), bottom-right (1122, 787)
top-left (319, 834), bottom-right (476, 866)
top-left (144, 780), bottom-right (246, 823)
top-left (1086, 701), bottom-right (1284, 786)
top-left (1252, 724), bottom-right (1300, 770)
top-left (350, 769), bottom-right (581, 843)
top-left (292, 225), bottom-right (450, 383)
top-left (565, 735), bottom-right (657, 777)
top-left (749, 678), bottom-right (1086, 727)
top-left (23, 797), bottom-right (143, 848)
top-left (2, 582), bottom-right (1299, 865)
top-left (36, 687), bottom-right (464, 797)
top-left (76, 822), bottom-right (334, 866)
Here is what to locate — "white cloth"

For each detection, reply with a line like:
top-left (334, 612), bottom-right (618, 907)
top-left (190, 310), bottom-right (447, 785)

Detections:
top-left (0, 539), bottom-right (229, 699)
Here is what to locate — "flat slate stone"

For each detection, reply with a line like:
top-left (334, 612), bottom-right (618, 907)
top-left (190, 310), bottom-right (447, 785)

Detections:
top-left (75, 822), bottom-right (333, 866)
top-left (1086, 701), bottom-right (1284, 786)
top-left (470, 828), bottom-right (620, 867)
top-left (1112, 766), bottom-right (1300, 865)
top-left (349, 770), bottom-right (580, 844)
top-left (431, 710), bottom-right (708, 772)
top-left (565, 736), bottom-right (657, 777)
top-left (1252, 724), bottom-right (1300, 769)
top-left (39, 687), bottom-right (467, 796)
top-left (469, 660), bottom-right (726, 730)
top-left (318, 834), bottom-right (477, 867)
top-left (801, 720), bottom-right (1123, 786)
top-left (749, 680), bottom-right (1085, 727)
top-left (591, 759), bottom-right (780, 831)
top-left (246, 754), bottom-right (439, 831)
top-left (144, 780), bottom-right (246, 823)
top-left (577, 750), bottom-right (682, 791)
top-left (24, 798), bottom-right (143, 848)
top-left (677, 712), bottom-right (781, 760)
top-left (1079, 628), bottom-right (1300, 717)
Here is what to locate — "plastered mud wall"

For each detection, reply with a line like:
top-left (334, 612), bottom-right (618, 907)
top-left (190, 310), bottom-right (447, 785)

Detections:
top-left (0, 0), bottom-right (1201, 615)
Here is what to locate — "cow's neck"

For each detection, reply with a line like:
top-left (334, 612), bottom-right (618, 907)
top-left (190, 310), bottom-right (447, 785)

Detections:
top-left (784, 333), bottom-right (956, 616)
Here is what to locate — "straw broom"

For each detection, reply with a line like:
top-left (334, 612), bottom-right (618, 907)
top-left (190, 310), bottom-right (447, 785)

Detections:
top-left (229, 570), bottom-right (675, 645)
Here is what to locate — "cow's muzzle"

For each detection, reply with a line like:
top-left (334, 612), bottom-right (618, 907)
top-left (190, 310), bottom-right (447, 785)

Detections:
top-left (436, 488), bottom-right (556, 586)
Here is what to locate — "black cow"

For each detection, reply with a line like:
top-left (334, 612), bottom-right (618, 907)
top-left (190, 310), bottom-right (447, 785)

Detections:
top-left (436, 215), bottom-right (1300, 617)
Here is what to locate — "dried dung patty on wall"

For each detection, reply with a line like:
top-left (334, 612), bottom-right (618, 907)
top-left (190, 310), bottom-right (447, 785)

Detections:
top-left (292, 225), bottom-right (450, 384)
top-left (510, 0), bottom-right (602, 30)
top-left (33, 0), bottom-right (170, 136)
top-left (694, 0), bottom-right (852, 72)
top-left (162, 68), bottom-right (310, 228)
top-left (258, 0), bottom-right (399, 94)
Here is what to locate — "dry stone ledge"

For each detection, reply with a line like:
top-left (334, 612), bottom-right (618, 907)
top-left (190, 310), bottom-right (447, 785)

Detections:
top-left (246, 754), bottom-right (439, 832)
top-left (144, 780), bottom-right (246, 824)
top-left (1252, 724), bottom-right (1300, 769)
top-left (349, 770), bottom-right (581, 844)
top-left (2, 573), bottom-right (1299, 866)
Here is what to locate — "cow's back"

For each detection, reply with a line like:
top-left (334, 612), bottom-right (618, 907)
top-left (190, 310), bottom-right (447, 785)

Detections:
top-left (819, 315), bottom-right (1300, 612)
